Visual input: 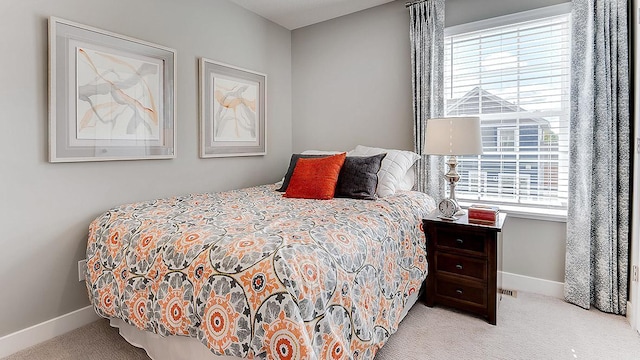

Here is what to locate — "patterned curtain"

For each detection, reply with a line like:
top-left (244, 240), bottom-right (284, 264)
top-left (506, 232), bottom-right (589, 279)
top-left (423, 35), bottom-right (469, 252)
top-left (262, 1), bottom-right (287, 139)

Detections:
top-left (409, 0), bottom-right (445, 199)
top-left (565, 0), bottom-right (630, 315)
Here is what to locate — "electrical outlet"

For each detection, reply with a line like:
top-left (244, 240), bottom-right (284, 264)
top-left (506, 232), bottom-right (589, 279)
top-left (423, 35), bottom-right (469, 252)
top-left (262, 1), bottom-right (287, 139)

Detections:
top-left (78, 259), bottom-right (87, 282)
top-left (633, 265), bottom-right (638, 283)
top-left (637, 138), bottom-right (640, 154)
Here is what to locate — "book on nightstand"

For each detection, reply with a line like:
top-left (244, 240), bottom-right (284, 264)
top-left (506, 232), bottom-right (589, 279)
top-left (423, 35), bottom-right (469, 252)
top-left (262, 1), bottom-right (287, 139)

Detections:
top-left (468, 204), bottom-right (500, 225)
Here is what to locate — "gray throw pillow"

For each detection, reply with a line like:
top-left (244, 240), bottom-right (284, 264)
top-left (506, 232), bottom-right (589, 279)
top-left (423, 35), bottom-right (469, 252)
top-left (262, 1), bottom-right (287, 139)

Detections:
top-left (276, 154), bottom-right (328, 192)
top-left (335, 153), bottom-right (387, 200)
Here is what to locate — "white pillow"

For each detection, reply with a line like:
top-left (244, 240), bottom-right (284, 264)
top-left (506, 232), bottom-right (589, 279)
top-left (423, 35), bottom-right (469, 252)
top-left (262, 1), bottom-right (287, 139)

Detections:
top-left (300, 150), bottom-right (343, 155)
top-left (348, 145), bottom-right (420, 197)
top-left (398, 166), bottom-right (416, 191)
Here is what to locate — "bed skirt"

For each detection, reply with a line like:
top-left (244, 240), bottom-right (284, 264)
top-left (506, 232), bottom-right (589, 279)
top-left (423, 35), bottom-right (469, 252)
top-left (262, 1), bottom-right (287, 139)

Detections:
top-left (109, 289), bottom-right (422, 360)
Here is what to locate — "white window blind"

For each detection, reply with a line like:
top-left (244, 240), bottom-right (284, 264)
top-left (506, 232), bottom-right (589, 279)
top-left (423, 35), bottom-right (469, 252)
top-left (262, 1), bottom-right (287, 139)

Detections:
top-left (444, 10), bottom-right (571, 211)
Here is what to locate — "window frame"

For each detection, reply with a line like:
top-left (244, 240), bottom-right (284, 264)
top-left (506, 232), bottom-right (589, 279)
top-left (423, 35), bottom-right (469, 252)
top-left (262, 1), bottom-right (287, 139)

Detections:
top-left (444, 3), bottom-right (572, 223)
top-left (497, 127), bottom-right (517, 152)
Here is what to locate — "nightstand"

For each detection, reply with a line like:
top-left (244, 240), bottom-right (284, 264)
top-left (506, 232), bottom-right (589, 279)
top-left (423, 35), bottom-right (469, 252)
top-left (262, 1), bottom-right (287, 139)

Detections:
top-left (422, 211), bottom-right (507, 325)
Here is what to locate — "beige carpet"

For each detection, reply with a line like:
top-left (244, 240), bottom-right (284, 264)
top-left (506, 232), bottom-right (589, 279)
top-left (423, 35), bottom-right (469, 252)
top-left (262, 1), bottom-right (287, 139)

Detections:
top-left (4, 292), bottom-right (640, 360)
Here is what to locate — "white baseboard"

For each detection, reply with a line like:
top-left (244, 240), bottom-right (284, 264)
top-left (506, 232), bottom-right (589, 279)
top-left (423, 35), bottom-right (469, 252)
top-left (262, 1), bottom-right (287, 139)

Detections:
top-left (628, 301), bottom-right (640, 335)
top-left (0, 305), bottom-right (100, 358)
top-left (499, 271), bottom-right (564, 299)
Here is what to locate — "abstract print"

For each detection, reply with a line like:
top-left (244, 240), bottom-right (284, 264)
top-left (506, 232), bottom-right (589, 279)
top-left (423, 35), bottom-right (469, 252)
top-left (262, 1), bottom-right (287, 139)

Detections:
top-left (213, 76), bottom-right (258, 142)
top-left (76, 46), bottom-right (162, 141)
top-left (86, 185), bottom-right (434, 359)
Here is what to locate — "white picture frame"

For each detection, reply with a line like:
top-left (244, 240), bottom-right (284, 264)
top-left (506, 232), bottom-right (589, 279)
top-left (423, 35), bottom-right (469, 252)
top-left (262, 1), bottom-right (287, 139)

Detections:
top-left (199, 58), bottom-right (266, 158)
top-left (49, 17), bottom-right (176, 162)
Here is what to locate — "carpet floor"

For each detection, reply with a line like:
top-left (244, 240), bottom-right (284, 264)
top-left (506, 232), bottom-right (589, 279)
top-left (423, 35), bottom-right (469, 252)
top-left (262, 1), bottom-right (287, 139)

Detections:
top-left (4, 292), bottom-right (640, 359)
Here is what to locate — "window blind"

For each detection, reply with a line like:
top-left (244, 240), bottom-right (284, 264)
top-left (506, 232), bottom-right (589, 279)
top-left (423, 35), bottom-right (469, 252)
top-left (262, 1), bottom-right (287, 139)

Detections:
top-left (444, 12), bottom-right (571, 210)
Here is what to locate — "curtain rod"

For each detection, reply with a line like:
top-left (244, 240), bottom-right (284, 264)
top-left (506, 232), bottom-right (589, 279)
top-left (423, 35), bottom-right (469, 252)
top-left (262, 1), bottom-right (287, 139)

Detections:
top-left (405, 0), bottom-right (426, 8)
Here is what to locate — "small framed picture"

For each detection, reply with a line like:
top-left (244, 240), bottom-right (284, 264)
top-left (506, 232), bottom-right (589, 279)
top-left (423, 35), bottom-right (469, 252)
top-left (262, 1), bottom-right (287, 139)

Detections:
top-left (199, 58), bottom-right (266, 158)
top-left (49, 17), bottom-right (176, 162)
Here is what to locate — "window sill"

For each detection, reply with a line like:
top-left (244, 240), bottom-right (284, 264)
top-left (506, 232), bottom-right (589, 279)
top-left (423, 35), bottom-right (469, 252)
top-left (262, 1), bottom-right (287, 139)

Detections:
top-left (457, 201), bottom-right (567, 223)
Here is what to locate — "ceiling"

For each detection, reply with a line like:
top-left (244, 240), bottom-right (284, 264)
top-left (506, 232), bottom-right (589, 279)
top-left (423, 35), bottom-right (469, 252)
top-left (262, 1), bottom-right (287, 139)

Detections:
top-left (227, 0), bottom-right (396, 30)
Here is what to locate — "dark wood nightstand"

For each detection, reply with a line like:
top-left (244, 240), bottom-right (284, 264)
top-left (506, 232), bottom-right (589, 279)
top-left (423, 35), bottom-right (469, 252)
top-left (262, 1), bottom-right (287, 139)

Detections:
top-left (422, 211), bottom-right (507, 325)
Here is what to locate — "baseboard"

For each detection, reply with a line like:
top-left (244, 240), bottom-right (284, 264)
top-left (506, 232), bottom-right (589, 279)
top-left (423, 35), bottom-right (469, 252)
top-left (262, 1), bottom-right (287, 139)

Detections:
top-left (628, 301), bottom-right (637, 331)
top-left (499, 271), bottom-right (564, 299)
top-left (0, 305), bottom-right (100, 358)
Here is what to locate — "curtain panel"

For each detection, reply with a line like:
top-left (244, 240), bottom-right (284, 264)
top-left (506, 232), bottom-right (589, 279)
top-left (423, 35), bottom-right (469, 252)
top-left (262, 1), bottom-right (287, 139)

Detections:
top-left (565, 0), bottom-right (630, 315)
top-left (409, 0), bottom-right (445, 199)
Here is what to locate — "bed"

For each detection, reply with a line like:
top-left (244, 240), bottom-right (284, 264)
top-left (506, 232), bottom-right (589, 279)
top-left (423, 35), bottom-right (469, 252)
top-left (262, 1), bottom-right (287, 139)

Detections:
top-left (85, 182), bottom-right (434, 359)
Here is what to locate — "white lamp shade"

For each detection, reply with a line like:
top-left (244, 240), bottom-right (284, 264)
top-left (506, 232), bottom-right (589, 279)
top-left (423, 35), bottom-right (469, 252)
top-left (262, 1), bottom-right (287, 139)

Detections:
top-left (423, 117), bottom-right (483, 155)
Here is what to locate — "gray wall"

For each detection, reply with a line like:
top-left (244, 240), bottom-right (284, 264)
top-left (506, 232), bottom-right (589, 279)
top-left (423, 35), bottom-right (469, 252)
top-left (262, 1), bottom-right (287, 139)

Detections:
top-left (292, 1), bottom-right (414, 153)
top-left (0, 0), bottom-right (291, 337)
top-left (292, 0), bottom-right (569, 282)
top-left (445, 0), bottom-right (570, 26)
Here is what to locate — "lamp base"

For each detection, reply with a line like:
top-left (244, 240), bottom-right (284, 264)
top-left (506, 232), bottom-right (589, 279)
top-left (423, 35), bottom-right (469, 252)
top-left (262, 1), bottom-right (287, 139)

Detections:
top-left (437, 215), bottom-right (458, 221)
top-left (440, 155), bottom-right (465, 217)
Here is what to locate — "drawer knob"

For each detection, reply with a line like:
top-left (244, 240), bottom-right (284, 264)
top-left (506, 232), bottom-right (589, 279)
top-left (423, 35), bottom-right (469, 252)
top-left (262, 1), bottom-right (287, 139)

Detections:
top-left (455, 264), bottom-right (463, 270)
top-left (456, 238), bottom-right (464, 245)
top-left (456, 289), bottom-right (463, 295)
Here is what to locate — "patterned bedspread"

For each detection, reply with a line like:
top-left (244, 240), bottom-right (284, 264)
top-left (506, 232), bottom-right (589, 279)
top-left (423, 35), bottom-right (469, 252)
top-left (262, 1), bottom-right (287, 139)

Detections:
top-left (86, 185), bottom-right (435, 359)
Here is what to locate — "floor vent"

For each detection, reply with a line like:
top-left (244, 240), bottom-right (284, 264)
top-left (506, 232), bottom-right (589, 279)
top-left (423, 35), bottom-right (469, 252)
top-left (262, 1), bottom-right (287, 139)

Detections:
top-left (499, 288), bottom-right (518, 298)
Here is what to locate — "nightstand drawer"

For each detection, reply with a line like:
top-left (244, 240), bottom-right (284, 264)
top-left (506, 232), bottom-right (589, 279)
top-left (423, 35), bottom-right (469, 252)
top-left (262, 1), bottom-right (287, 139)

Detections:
top-left (436, 277), bottom-right (486, 306)
top-left (436, 253), bottom-right (487, 281)
top-left (435, 228), bottom-right (486, 255)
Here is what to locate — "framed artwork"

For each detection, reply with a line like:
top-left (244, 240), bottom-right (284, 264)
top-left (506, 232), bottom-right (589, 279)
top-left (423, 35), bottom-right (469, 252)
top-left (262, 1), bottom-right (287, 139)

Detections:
top-left (49, 17), bottom-right (176, 162)
top-left (199, 58), bottom-right (266, 158)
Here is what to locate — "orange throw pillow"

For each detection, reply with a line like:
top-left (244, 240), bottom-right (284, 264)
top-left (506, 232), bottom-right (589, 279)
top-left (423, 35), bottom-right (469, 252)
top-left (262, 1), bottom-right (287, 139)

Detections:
top-left (284, 153), bottom-right (347, 200)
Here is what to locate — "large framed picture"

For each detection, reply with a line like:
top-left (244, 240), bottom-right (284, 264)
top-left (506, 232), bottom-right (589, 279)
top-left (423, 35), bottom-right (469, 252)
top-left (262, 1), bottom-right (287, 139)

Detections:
top-left (199, 58), bottom-right (266, 158)
top-left (49, 17), bottom-right (176, 162)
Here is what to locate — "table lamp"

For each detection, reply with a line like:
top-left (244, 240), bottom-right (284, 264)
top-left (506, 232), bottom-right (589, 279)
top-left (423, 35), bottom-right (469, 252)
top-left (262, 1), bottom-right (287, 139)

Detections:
top-left (424, 117), bottom-right (483, 219)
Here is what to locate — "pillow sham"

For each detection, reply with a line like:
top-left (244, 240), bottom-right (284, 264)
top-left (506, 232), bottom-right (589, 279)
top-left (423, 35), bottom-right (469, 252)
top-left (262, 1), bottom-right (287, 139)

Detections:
top-left (284, 153), bottom-right (347, 200)
top-left (276, 154), bottom-right (328, 192)
top-left (301, 150), bottom-right (343, 155)
top-left (335, 153), bottom-right (386, 200)
top-left (348, 145), bottom-right (421, 197)
top-left (398, 166), bottom-right (416, 191)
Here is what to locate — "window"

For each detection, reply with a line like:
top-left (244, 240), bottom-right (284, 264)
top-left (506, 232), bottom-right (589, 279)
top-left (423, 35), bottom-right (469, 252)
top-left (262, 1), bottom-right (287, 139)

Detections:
top-left (444, 5), bottom-right (571, 215)
top-left (497, 127), bottom-right (516, 151)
